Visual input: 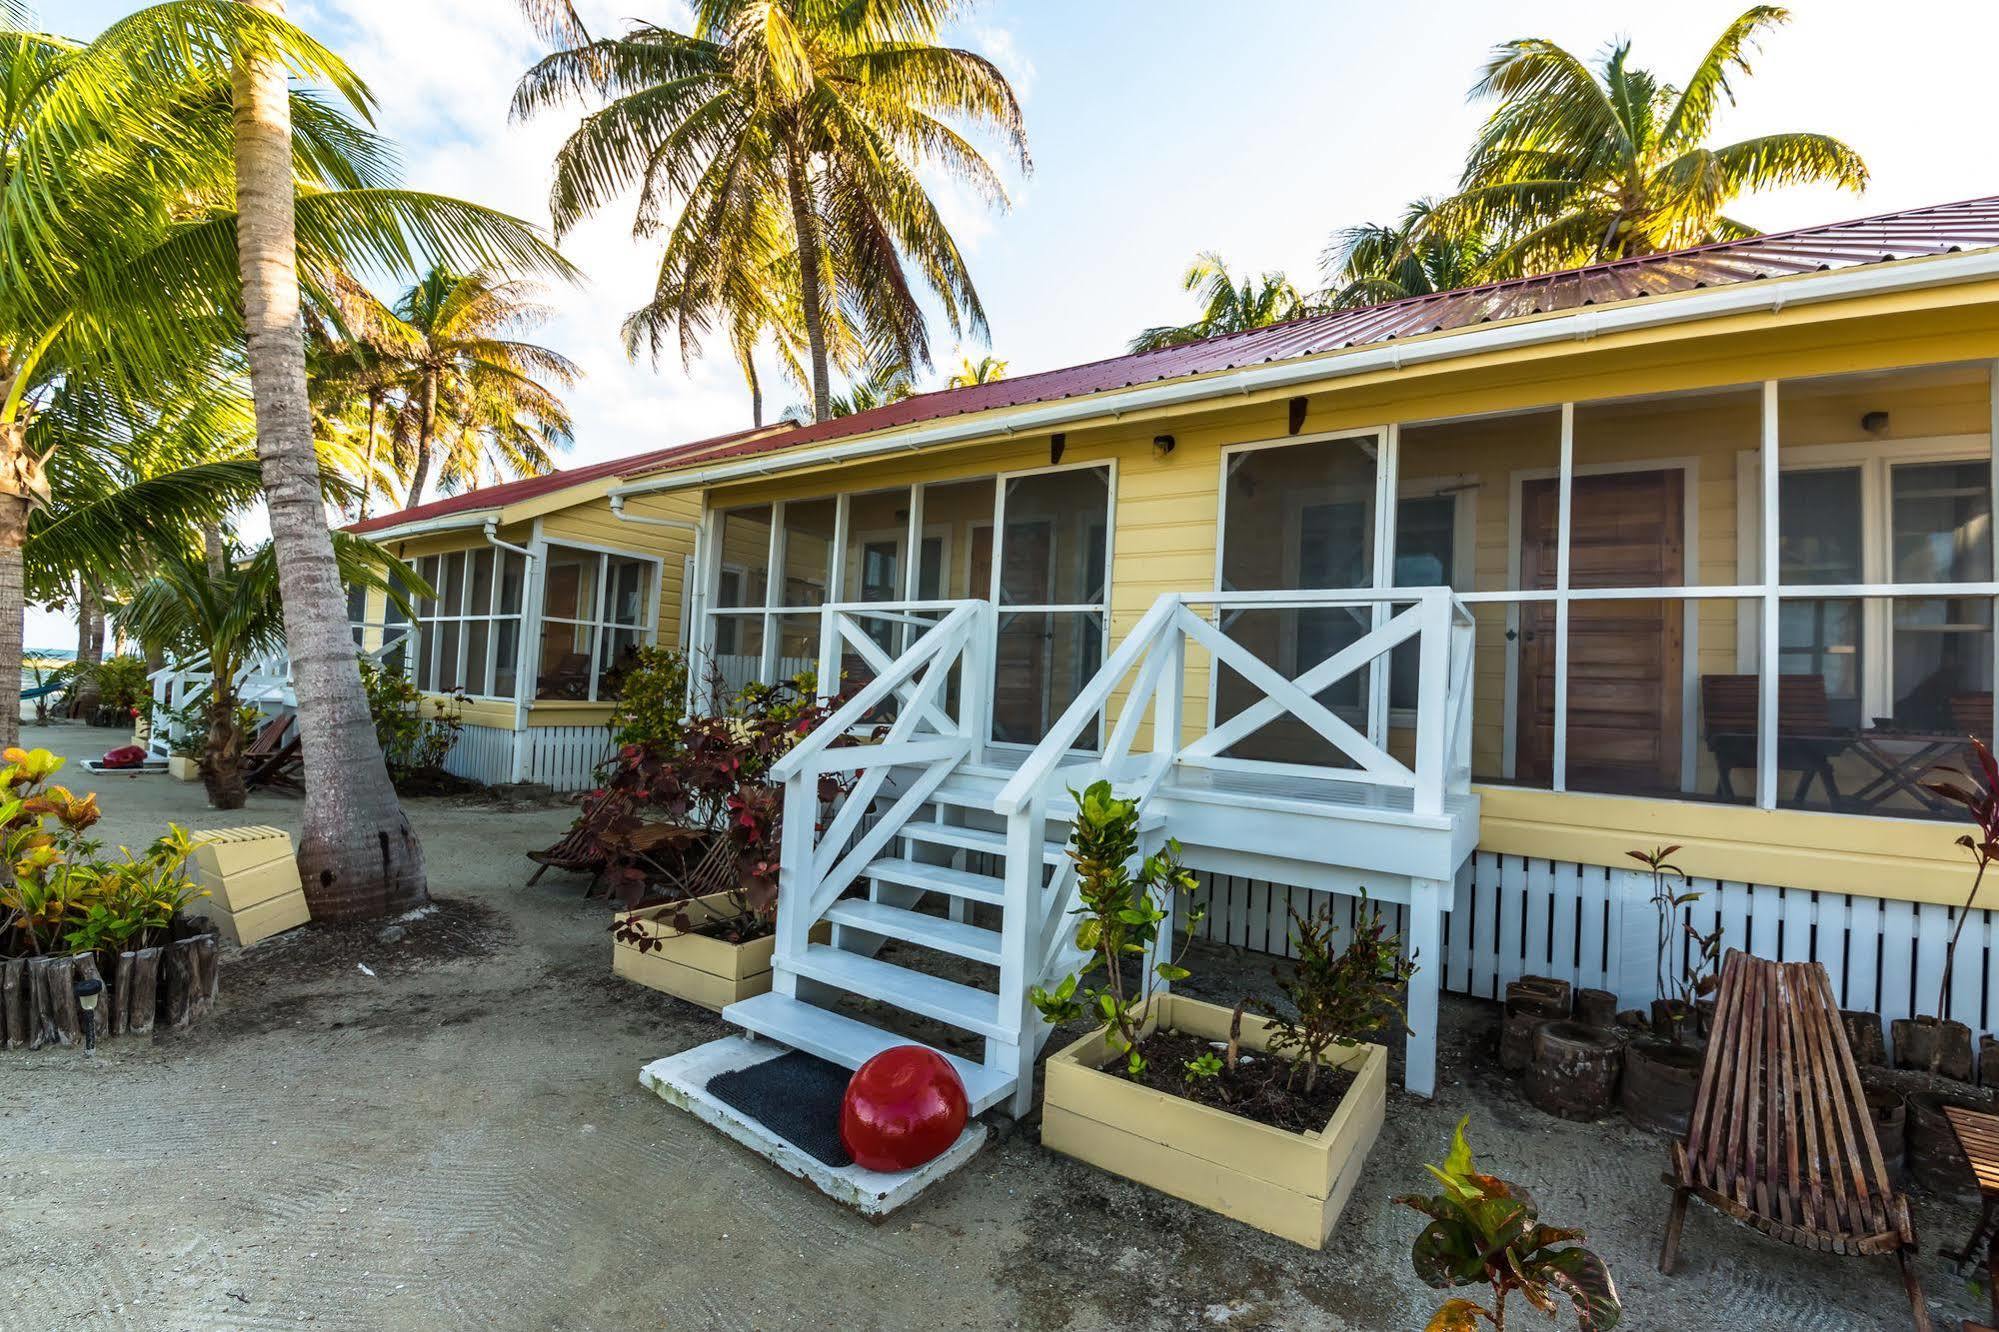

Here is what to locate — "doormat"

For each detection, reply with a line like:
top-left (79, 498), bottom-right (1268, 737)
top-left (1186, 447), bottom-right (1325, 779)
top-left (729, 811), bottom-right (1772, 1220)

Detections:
top-left (706, 1049), bottom-right (853, 1168)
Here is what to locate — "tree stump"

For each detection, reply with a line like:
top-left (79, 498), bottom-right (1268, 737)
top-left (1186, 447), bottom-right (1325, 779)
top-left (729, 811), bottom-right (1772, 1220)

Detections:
top-left (23, 958), bottom-right (52, 1049)
top-left (1, 957), bottom-right (23, 1050)
top-left (1506, 975), bottom-right (1572, 1017)
top-left (185, 934), bottom-right (219, 1018)
top-left (1842, 1009), bottom-right (1888, 1067)
top-left (125, 946), bottom-right (160, 1036)
top-left (1525, 1021), bottom-right (1623, 1121)
top-left (1501, 980), bottom-right (1572, 1072)
top-left (162, 942), bottom-right (194, 1031)
top-left (1892, 1015), bottom-right (1973, 1082)
top-left (38, 955), bottom-right (80, 1047)
top-left (111, 951), bottom-right (134, 1038)
top-left (1574, 988), bottom-right (1618, 1028)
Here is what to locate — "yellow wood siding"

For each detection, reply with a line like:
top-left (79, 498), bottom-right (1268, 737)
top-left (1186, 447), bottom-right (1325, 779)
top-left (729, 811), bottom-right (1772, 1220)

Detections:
top-left (689, 292), bottom-right (1999, 907)
top-left (537, 493), bottom-right (699, 650)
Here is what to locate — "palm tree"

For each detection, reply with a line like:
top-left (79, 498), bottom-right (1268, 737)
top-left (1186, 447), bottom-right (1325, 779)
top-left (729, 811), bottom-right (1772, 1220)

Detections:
top-left (1445, 6), bottom-right (1868, 277)
top-left (1129, 252), bottom-right (1314, 353)
top-left (1322, 199), bottom-right (1495, 309)
top-left (944, 353), bottom-right (1007, 388)
top-left (123, 532), bottom-right (416, 810)
top-left (384, 265), bottom-right (578, 507)
top-left (512, 0), bottom-right (1029, 423)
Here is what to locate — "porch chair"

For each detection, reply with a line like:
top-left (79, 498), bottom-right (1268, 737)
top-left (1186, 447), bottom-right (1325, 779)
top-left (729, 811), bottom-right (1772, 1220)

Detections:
top-left (1700, 673), bottom-right (1852, 804)
top-left (1659, 950), bottom-right (1930, 1331)
top-left (241, 718), bottom-right (302, 791)
top-left (524, 793), bottom-right (629, 894)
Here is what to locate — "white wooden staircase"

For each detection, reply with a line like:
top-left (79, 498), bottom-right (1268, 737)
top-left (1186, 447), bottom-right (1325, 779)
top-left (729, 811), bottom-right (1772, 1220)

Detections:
top-left (725, 589), bottom-right (1480, 1119)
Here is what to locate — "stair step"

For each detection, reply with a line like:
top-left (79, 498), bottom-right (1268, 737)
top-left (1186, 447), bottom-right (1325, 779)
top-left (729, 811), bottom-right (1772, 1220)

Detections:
top-left (866, 858), bottom-right (1007, 906)
top-left (825, 899), bottom-right (1003, 965)
top-left (925, 783), bottom-right (1165, 829)
top-left (786, 944), bottom-right (1005, 1039)
top-left (899, 822), bottom-right (1069, 865)
top-left (724, 991), bottom-right (1014, 1114)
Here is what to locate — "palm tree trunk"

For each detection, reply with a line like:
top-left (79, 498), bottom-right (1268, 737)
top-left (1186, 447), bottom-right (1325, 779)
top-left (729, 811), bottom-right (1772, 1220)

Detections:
top-left (73, 579), bottom-right (104, 720)
top-left (782, 137), bottom-right (832, 423)
top-left (202, 520), bottom-right (227, 580)
top-left (406, 371), bottom-right (437, 507)
top-left (0, 421), bottom-right (25, 750)
top-left (231, 0), bottom-right (427, 920)
top-left (202, 683), bottom-right (248, 810)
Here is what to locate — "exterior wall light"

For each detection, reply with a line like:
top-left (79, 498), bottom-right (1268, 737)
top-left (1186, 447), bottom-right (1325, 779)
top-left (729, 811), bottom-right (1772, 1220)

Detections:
top-left (1153, 434), bottom-right (1176, 458)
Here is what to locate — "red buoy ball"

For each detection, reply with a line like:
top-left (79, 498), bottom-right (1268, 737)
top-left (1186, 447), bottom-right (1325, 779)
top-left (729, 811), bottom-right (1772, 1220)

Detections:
top-left (839, 1046), bottom-right (968, 1172)
top-left (101, 746), bottom-right (147, 770)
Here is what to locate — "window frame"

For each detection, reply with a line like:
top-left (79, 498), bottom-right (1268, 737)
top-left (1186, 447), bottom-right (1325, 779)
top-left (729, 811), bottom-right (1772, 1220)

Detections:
top-left (531, 538), bottom-right (664, 704)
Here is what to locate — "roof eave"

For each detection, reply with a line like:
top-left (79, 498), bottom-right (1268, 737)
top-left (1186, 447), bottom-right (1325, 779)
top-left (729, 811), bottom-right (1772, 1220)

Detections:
top-left (609, 248), bottom-right (1999, 501)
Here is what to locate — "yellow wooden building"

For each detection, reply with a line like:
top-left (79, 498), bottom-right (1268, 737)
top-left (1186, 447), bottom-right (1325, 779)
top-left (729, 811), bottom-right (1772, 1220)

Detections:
top-left (356, 196), bottom-right (1999, 1100)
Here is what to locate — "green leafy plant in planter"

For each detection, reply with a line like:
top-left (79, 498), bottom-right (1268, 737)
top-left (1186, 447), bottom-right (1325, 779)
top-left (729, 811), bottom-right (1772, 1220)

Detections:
top-left (1398, 1117), bottom-right (1621, 1331)
top-left (1029, 780), bottom-right (1203, 1079)
top-left (1260, 891), bottom-right (1417, 1092)
top-left (1629, 844), bottom-right (1720, 1044)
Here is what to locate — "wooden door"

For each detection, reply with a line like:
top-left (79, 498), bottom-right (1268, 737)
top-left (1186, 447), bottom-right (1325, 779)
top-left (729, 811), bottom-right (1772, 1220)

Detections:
top-left (1517, 470), bottom-right (1685, 791)
top-left (976, 522), bottom-right (1055, 742)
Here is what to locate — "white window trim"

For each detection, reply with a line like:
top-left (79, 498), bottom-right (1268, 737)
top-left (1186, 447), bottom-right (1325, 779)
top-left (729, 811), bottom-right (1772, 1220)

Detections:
top-left (408, 547), bottom-right (527, 703)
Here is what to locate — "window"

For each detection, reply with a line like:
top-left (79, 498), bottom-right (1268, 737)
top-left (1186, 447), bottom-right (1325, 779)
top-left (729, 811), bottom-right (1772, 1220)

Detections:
top-left (407, 548), bottom-right (528, 699)
top-left (534, 544), bottom-right (659, 701)
top-left (698, 469), bottom-right (1113, 745)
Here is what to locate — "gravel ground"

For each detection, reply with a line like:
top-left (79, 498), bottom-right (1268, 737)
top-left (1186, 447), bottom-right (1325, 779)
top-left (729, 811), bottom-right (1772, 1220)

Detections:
top-left (0, 722), bottom-right (1981, 1330)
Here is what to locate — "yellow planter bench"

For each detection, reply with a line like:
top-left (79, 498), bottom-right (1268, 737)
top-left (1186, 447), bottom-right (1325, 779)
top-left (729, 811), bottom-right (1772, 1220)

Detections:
top-left (189, 826), bottom-right (310, 948)
top-left (1042, 992), bottom-right (1387, 1249)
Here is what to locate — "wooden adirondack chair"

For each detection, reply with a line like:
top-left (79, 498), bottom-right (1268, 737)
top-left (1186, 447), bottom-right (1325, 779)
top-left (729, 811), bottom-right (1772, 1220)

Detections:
top-left (1660, 950), bottom-right (1930, 1330)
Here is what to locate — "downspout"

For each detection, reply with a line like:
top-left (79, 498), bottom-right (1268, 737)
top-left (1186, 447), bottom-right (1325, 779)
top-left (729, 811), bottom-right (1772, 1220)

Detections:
top-left (485, 519), bottom-right (538, 784)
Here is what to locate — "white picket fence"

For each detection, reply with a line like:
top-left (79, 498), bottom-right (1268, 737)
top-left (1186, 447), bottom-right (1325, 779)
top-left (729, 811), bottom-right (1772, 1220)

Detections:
top-left (1196, 851), bottom-right (1999, 1061)
top-left (523, 725), bottom-right (615, 792)
top-left (443, 724), bottom-right (516, 787)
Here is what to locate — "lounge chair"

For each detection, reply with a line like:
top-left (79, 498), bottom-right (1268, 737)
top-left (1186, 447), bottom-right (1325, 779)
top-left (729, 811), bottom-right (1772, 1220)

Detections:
top-left (1701, 673), bottom-right (1852, 804)
top-left (1660, 949), bottom-right (1929, 1330)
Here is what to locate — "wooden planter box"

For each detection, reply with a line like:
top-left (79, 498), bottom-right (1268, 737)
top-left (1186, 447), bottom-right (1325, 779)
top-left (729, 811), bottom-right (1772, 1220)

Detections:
top-left (189, 826), bottom-right (310, 947)
top-left (612, 893), bottom-right (824, 1011)
top-left (1042, 992), bottom-right (1388, 1249)
top-left (168, 756), bottom-right (200, 782)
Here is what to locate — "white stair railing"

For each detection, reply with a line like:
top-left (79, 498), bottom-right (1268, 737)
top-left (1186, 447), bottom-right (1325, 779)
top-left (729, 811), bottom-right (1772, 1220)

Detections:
top-left (991, 586), bottom-right (1477, 1102)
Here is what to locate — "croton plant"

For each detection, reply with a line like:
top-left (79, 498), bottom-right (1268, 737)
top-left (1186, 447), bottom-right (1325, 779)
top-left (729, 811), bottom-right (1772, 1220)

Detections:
top-left (1397, 1117), bottom-right (1621, 1331)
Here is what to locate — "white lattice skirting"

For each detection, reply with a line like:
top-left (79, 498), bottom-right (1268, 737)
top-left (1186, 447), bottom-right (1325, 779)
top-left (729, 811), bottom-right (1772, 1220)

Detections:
top-left (1197, 850), bottom-right (1997, 1060)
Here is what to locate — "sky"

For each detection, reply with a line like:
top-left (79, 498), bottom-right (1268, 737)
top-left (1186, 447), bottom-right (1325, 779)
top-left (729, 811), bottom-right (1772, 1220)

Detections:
top-left (42, 0), bottom-right (1999, 647)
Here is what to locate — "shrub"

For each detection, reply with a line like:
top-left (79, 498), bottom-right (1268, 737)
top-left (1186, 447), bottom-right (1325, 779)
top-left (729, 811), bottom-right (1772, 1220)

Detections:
top-left (1258, 892), bottom-right (1417, 1093)
top-left (606, 646), bottom-right (690, 750)
top-left (1397, 1117), bottom-right (1622, 1331)
top-left (359, 658), bottom-right (464, 784)
top-left (599, 670), bottom-right (852, 941)
top-left (90, 654), bottom-right (150, 714)
top-left (0, 747), bottom-right (204, 964)
top-left (1029, 780), bottom-right (1203, 1080)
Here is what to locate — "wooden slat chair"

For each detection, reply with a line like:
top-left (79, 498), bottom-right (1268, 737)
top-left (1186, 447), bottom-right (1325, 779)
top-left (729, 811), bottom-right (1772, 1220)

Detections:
top-left (242, 718), bottom-right (302, 791)
top-left (1701, 674), bottom-right (1852, 804)
top-left (524, 793), bottom-right (629, 893)
top-left (1660, 950), bottom-right (1930, 1330)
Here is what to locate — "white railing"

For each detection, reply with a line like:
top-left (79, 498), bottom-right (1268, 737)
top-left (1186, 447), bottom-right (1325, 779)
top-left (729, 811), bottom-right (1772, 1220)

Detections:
top-left (992, 586), bottom-right (1476, 1002)
top-left (768, 601), bottom-right (991, 969)
top-left (146, 627), bottom-right (417, 758)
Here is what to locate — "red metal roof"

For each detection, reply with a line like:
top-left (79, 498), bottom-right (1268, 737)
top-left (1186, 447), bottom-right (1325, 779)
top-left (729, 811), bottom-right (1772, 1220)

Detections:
top-left (350, 422), bottom-right (785, 534)
top-left (361, 193), bottom-right (1999, 525)
top-left (618, 194), bottom-right (1999, 481)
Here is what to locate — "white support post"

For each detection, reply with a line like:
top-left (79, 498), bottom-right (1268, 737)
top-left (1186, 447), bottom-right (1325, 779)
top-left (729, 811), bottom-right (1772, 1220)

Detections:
top-left (1001, 796), bottom-right (1045, 1118)
top-left (901, 483), bottom-right (926, 656)
top-left (1404, 876), bottom-right (1444, 1098)
top-left (1412, 592), bottom-right (1451, 817)
top-left (1553, 403), bottom-right (1574, 793)
top-left (1153, 617), bottom-right (1185, 761)
top-left (760, 501), bottom-right (785, 685)
top-left (771, 774), bottom-right (819, 1001)
top-left (1367, 424), bottom-right (1399, 749)
top-left (815, 604), bottom-right (840, 707)
top-left (1758, 381), bottom-right (1780, 810)
top-left (691, 501), bottom-right (723, 714)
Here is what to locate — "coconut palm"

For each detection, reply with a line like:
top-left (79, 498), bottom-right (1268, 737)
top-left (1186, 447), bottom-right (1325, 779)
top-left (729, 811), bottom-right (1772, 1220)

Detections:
top-left (383, 265), bottom-right (578, 507)
top-left (1445, 6), bottom-right (1868, 277)
top-left (123, 532), bottom-right (418, 810)
top-left (944, 353), bottom-right (1007, 388)
top-left (1322, 199), bottom-right (1496, 309)
top-left (512, 0), bottom-right (1029, 423)
top-left (1129, 253), bottom-right (1314, 354)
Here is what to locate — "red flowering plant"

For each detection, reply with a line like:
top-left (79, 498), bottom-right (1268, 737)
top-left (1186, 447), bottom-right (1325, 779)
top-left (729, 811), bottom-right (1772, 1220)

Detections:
top-left (1923, 737), bottom-right (1999, 1070)
top-left (599, 670), bottom-right (868, 947)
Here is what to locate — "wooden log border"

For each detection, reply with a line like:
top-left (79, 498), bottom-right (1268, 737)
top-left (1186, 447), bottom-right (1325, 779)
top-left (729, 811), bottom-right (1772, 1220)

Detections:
top-left (0, 930), bottom-right (220, 1051)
